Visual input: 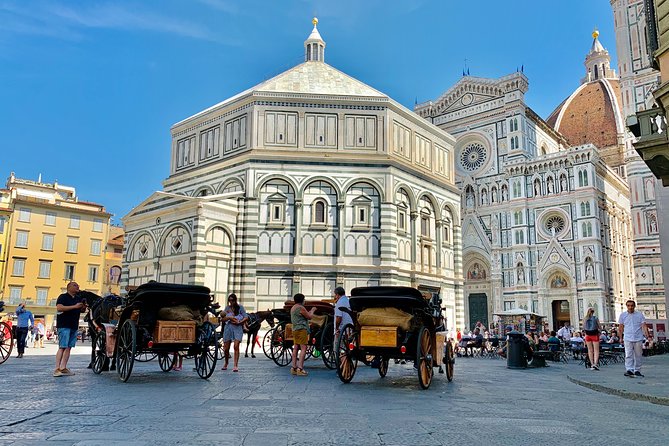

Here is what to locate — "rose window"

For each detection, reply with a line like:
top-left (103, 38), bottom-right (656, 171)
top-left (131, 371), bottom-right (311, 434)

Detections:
top-left (544, 215), bottom-right (566, 236)
top-left (460, 143), bottom-right (487, 172)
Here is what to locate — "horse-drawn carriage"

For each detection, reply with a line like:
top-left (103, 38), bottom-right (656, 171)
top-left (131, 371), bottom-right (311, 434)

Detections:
top-left (265, 300), bottom-right (337, 369)
top-left (0, 301), bottom-right (14, 365)
top-left (335, 286), bottom-right (454, 389)
top-left (87, 282), bottom-right (220, 382)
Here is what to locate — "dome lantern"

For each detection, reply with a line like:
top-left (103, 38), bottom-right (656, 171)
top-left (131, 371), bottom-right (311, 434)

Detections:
top-left (304, 17), bottom-right (326, 62)
top-left (583, 28), bottom-right (616, 83)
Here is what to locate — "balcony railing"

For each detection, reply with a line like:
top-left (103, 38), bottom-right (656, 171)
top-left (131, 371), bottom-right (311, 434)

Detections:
top-left (628, 108), bottom-right (669, 186)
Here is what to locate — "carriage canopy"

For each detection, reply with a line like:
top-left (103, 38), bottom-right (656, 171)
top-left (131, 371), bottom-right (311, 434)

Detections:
top-left (127, 282), bottom-right (212, 309)
top-left (349, 286), bottom-right (428, 312)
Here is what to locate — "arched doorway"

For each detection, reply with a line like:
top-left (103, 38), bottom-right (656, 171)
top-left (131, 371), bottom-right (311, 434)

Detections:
top-left (546, 271), bottom-right (571, 331)
top-left (468, 294), bottom-right (488, 331)
top-left (464, 259), bottom-right (490, 331)
top-left (552, 300), bottom-right (571, 331)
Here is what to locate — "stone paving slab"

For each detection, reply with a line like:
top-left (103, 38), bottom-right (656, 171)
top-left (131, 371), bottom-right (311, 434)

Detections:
top-left (0, 346), bottom-right (668, 444)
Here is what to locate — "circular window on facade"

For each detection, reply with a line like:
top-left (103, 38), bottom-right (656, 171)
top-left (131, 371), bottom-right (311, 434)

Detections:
top-left (544, 214), bottom-right (566, 236)
top-left (460, 143), bottom-right (487, 172)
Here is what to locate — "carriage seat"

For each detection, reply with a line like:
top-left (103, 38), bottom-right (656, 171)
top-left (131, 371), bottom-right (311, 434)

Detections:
top-left (310, 314), bottom-right (326, 328)
top-left (357, 307), bottom-right (413, 331)
top-left (157, 305), bottom-right (202, 323)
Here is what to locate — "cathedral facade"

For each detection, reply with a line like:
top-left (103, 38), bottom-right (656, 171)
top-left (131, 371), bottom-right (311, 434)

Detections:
top-left (121, 21), bottom-right (464, 328)
top-left (610, 0), bottom-right (666, 320)
top-left (548, 25), bottom-right (665, 320)
top-left (415, 72), bottom-right (635, 331)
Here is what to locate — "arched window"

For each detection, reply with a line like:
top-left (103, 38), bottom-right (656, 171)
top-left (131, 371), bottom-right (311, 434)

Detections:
top-left (582, 222), bottom-right (593, 238)
top-left (510, 137), bottom-right (515, 150)
top-left (514, 136), bottom-right (519, 149)
top-left (313, 200), bottom-right (326, 224)
top-left (501, 184), bottom-right (508, 201)
top-left (594, 64), bottom-right (599, 79)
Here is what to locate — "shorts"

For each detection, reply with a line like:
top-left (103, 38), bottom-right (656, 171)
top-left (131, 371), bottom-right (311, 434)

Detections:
top-left (584, 335), bottom-right (600, 343)
top-left (58, 328), bottom-right (78, 349)
top-left (223, 323), bottom-right (244, 342)
top-left (293, 329), bottom-right (309, 345)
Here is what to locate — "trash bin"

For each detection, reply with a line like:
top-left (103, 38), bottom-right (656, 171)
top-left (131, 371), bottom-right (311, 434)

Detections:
top-left (507, 330), bottom-right (527, 369)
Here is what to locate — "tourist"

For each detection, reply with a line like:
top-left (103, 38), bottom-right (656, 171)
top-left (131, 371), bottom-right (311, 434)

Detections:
top-left (608, 330), bottom-right (620, 344)
top-left (290, 293), bottom-right (315, 376)
top-left (583, 307), bottom-right (601, 370)
top-left (557, 322), bottom-right (573, 341)
top-left (15, 302), bottom-right (34, 358)
top-left (569, 331), bottom-right (585, 359)
top-left (220, 293), bottom-right (248, 372)
top-left (333, 286), bottom-right (352, 336)
top-left (547, 331), bottom-right (561, 349)
top-left (618, 300), bottom-right (651, 378)
top-left (54, 282), bottom-right (86, 376)
top-left (599, 330), bottom-right (609, 343)
top-left (172, 353), bottom-right (184, 372)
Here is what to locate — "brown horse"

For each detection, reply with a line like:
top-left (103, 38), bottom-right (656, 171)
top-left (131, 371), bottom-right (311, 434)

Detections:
top-left (244, 310), bottom-right (275, 358)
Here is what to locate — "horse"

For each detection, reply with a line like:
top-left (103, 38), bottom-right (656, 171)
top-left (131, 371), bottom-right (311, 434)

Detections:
top-left (243, 310), bottom-right (275, 358)
top-left (80, 291), bottom-right (123, 370)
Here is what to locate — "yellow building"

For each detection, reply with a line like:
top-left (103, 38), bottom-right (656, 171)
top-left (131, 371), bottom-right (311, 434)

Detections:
top-left (0, 188), bottom-right (12, 302)
top-left (1, 173), bottom-right (111, 327)
top-left (103, 226), bottom-right (124, 296)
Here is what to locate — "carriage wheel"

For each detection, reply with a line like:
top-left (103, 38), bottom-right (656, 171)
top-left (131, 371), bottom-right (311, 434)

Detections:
top-left (378, 357), bottom-right (389, 378)
top-left (116, 320), bottom-right (137, 382)
top-left (135, 352), bottom-right (157, 362)
top-left (215, 331), bottom-right (225, 361)
top-left (416, 327), bottom-right (434, 390)
top-left (158, 353), bottom-right (177, 372)
top-left (270, 325), bottom-right (293, 367)
top-left (304, 344), bottom-right (314, 360)
top-left (0, 322), bottom-right (14, 365)
top-left (336, 324), bottom-right (358, 384)
top-left (444, 341), bottom-right (455, 382)
top-left (320, 322), bottom-right (336, 370)
top-left (195, 322), bottom-right (218, 379)
top-left (92, 331), bottom-right (107, 374)
top-left (262, 329), bottom-right (273, 359)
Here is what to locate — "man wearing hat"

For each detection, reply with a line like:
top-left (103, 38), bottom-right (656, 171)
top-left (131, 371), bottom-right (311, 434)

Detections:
top-left (15, 301), bottom-right (34, 358)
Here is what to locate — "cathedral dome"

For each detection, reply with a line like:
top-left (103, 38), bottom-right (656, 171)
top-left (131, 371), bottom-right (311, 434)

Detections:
top-left (546, 30), bottom-right (626, 167)
top-left (546, 78), bottom-right (624, 149)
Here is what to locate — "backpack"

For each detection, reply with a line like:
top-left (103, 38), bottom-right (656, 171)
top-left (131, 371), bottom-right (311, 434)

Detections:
top-left (584, 316), bottom-right (597, 332)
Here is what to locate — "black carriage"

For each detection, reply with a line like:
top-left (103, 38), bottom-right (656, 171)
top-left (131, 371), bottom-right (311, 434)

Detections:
top-left (90, 282), bottom-right (219, 382)
top-left (336, 286), bottom-right (454, 389)
top-left (265, 300), bottom-right (337, 370)
top-left (0, 301), bottom-right (14, 365)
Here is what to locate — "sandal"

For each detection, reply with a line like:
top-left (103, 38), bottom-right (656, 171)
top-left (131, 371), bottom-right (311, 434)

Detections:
top-left (221, 365), bottom-right (228, 371)
top-left (233, 368), bottom-right (239, 372)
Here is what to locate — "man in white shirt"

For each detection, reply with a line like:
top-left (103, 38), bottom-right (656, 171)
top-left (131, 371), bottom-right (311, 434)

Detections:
top-left (557, 322), bottom-right (573, 341)
top-left (618, 300), bottom-right (651, 378)
top-left (333, 287), bottom-right (352, 335)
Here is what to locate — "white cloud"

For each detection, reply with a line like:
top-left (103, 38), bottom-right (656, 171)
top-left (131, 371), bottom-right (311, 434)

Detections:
top-left (0, 0), bottom-right (236, 45)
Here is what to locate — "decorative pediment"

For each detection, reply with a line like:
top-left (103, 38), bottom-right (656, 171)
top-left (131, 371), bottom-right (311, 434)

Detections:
top-left (462, 216), bottom-right (491, 253)
top-left (415, 72), bottom-right (529, 119)
top-left (351, 194), bottom-right (372, 204)
top-left (267, 192), bottom-right (287, 201)
top-left (538, 238), bottom-right (572, 272)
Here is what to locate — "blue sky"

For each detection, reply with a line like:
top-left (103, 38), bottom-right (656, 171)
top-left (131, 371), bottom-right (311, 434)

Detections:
top-left (1, 0), bottom-right (615, 223)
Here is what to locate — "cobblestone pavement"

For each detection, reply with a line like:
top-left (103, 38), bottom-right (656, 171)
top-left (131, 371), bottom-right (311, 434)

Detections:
top-left (1, 342), bottom-right (668, 445)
